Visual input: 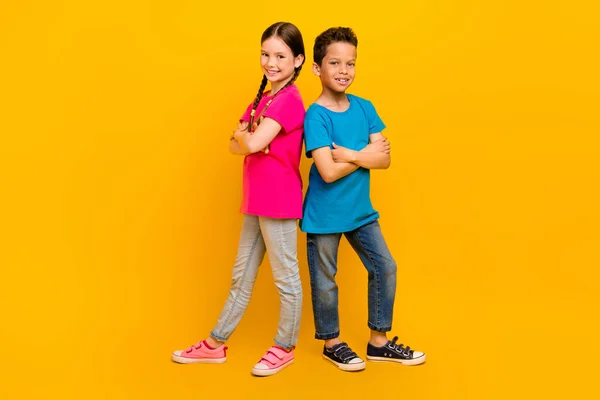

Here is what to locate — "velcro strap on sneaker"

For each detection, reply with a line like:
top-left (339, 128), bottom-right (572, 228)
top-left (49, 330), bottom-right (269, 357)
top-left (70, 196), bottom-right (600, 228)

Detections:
top-left (259, 346), bottom-right (288, 365)
top-left (268, 346), bottom-right (288, 359)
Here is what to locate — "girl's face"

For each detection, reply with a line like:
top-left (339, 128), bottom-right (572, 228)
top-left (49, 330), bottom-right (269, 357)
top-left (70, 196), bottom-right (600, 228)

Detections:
top-left (260, 36), bottom-right (303, 86)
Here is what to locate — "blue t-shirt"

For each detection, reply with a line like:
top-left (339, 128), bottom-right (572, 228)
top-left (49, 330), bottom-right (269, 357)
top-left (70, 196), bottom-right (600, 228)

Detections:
top-left (300, 94), bottom-right (386, 234)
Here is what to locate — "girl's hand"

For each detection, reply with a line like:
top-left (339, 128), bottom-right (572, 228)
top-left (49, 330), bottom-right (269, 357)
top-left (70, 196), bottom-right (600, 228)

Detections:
top-left (251, 116), bottom-right (264, 133)
top-left (238, 121), bottom-right (249, 131)
top-left (252, 117), bottom-right (269, 153)
top-left (331, 142), bottom-right (357, 163)
top-left (232, 122), bottom-right (249, 140)
top-left (233, 118), bottom-right (269, 154)
top-left (364, 136), bottom-right (391, 153)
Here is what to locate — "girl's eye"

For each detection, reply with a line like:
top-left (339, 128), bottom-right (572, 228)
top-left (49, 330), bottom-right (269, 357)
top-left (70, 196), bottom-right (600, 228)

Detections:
top-left (349, 63), bottom-right (355, 67)
top-left (277, 55), bottom-right (285, 59)
top-left (261, 53), bottom-right (268, 57)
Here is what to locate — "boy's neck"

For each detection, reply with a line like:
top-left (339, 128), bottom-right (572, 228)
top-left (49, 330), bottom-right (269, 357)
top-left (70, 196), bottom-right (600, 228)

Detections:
top-left (316, 89), bottom-right (349, 112)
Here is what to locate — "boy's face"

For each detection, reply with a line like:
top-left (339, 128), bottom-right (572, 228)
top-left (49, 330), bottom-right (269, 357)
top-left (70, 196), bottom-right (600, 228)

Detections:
top-left (313, 41), bottom-right (357, 94)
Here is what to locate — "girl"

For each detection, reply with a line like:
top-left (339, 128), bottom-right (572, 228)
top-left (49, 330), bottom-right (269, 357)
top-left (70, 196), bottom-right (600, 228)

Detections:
top-left (172, 22), bottom-right (306, 377)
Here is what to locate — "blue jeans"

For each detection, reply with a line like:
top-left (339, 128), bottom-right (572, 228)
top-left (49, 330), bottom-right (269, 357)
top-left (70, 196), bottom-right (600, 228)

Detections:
top-left (210, 215), bottom-right (302, 349)
top-left (307, 220), bottom-right (397, 340)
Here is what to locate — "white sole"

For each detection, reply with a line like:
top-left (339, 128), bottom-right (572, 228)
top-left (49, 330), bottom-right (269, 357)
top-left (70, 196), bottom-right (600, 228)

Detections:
top-left (251, 359), bottom-right (294, 376)
top-left (323, 354), bottom-right (366, 371)
top-left (366, 354), bottom-right (426, 366)
top-left (171, 354), bottom-right (226, 364)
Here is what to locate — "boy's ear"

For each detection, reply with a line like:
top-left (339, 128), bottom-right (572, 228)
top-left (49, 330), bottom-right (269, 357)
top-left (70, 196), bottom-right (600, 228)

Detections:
top-left (312, 62), bottom-right (321, 76)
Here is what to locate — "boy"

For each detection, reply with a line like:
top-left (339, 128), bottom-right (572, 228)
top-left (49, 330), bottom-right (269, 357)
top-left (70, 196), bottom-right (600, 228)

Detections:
top-left (301, 27), bottom-right (426, 371)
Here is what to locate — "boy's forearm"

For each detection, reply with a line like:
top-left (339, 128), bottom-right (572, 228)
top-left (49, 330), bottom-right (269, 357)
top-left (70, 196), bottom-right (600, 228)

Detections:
top-left (324, 162), bottom-right (359, 183)
top-left (323, 145), bottom-right (385, 183)
top-left (353, 151), bottom-right (391, 169)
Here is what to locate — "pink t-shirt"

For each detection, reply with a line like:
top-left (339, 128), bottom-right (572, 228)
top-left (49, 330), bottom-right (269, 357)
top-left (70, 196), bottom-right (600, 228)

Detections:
top-left (239, 84), bottom-right (305, 219)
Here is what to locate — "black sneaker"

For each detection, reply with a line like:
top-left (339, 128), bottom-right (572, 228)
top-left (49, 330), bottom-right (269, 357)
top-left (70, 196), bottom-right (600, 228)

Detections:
top-left (366, 336), bottom-right (426, 365)
top-left (323, 342), bottom-right (366, 371)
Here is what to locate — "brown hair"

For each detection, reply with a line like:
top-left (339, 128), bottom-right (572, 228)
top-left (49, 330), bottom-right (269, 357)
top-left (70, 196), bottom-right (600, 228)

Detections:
top-left (248, 22), bottom-right (305, 129)
top-left (313, 27), bottom-right (358, 66)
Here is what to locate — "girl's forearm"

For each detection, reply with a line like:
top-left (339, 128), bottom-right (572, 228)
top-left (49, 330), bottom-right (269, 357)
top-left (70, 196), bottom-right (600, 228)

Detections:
top-left (229, 138), bottom-right (249, 155)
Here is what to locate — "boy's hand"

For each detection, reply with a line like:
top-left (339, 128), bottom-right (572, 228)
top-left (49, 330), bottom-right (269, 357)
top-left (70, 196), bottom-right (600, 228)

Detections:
top-left (331, 142), bottom-right (357, 163)
top-left (364, 136), bottom-right (391, 153)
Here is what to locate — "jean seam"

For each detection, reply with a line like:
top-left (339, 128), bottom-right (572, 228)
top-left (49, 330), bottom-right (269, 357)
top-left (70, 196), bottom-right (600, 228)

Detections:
top-left (219, 219), bottom-right (261, 331)
top-left (367, 322), bottom-right (391, 332)
top-left (209, 332), bottom-right (227, 342)
top-left (307, 234), bottom-right (341, 339)
top-left (274, 338), bottom-right (293, 350)
top-left (269, 218), bottom-right (300, 348)
top-left (315, 330), bottom-right (340, 340)
top-left (307, 235), bottom-right (320, 337)
top-left (354, 227), bottom-right (381, 328)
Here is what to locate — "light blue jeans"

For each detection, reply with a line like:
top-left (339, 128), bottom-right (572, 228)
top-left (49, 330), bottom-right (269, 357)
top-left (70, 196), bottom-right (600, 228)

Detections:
top-left (210, 215), bottom-right (302, 349)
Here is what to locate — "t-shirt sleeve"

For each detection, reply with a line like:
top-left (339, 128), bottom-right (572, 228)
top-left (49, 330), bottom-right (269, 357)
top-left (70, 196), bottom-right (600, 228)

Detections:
top-left (240, 102), bottom-right (253, 122)
top-left (262, 91), bottom-right (305, 134)
top-left (304, 115), bottom-right (331, 158)
top-left (366, 100), bottom-right (386, 134)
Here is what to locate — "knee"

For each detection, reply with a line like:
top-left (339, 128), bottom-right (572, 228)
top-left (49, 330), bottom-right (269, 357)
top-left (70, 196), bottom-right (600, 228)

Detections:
top-left (231, 274), bottom-right (256, 291)
top-left (274, 274), bottom-right (303, 297)
top-left (316, 287), bottom-right (337, 308)
top-left (382, 258), bottom-right (397, 278)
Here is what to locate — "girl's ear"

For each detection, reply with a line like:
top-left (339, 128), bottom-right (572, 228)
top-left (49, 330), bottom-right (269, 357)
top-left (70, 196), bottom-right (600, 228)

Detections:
top-left (294, 54), bottom-right (305, 69)
top-left (312, 62), bottom-right (321, 76)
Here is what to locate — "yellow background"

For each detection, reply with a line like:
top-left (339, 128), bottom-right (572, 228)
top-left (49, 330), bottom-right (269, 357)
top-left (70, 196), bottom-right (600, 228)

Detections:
top-left (1, 1), bottom-right (599, 398)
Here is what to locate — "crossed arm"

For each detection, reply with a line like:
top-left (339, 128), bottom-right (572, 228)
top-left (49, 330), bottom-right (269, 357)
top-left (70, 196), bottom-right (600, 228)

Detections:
top-left (229, 117), bottom-right (278, 155)
top-left (311, 133), bottom-right (391, 183)
top-left (229, 120), bottom-right (391, 185)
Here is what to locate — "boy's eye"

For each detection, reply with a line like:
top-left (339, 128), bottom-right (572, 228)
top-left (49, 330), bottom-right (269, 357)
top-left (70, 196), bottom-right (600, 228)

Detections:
top-left (330, 61), bottom-right (338, 65)
top-left (261, 53), bottom-right (268, 57)
top-left (349, 63), bottom-right (355, 67)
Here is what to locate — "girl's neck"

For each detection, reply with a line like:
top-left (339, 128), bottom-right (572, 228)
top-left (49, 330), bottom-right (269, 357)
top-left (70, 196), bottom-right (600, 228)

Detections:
top-left (269, 76), bottom-right (294, 97)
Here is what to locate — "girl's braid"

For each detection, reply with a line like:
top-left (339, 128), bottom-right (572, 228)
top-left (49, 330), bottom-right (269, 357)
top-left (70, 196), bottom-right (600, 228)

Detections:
top-left (249, 75), bottom-right (268, 130)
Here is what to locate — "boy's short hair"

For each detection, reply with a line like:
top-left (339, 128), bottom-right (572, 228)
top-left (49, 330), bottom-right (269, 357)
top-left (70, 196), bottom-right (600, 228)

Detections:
top-left (313, 27), bottom-right (358, 66)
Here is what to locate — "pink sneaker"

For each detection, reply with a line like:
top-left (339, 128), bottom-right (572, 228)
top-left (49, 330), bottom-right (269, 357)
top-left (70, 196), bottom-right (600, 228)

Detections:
top-left (171, 340), bottom-right (228, 364)
top-left (251, 346), bottom-right (295, 376)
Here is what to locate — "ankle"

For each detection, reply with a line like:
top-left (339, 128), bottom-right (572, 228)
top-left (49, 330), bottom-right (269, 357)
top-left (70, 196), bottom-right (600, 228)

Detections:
top-left (324, 338), bottom-right (341, 349)
top-left (275, 344), bottom-right (295, 353)
top-left (369, 331), bottom-right (389, 347)
top-left (206, 336), bottom-right (225, 349)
